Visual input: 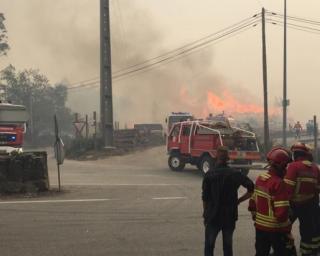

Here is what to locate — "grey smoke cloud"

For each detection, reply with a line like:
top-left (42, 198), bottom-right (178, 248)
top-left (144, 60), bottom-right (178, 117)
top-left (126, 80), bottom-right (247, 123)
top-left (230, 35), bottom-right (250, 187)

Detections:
top-left (0, 0), bottom-right (268, 128)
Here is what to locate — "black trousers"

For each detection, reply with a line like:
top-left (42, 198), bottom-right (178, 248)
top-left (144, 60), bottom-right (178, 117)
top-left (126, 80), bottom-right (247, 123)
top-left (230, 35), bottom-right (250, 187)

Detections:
top-left (312, 201), bottom-right (320, 252)
top-left (255, 229), bottom-right (288, 256)
top-left (204, 224), bottom-right (234, 256)
top-left (291, 201), bottom-right (318, 255)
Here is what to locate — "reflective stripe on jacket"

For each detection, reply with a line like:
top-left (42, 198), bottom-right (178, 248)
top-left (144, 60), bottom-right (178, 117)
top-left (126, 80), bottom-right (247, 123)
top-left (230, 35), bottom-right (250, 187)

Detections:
top-left (249, 171), bottom-right (291, 232)
top-left (284, 160), bottom-right (320, 204)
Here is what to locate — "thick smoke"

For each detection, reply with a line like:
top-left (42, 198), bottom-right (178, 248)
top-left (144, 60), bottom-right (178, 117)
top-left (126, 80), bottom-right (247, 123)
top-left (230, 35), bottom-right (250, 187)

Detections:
top-left (108, 1), bottom-right (265, 127)
top-left (1, 0), bottom-right (268, 128)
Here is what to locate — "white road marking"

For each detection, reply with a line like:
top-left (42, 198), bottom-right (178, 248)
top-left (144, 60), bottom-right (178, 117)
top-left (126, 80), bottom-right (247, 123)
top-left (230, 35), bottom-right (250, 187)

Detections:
top-left (152, 197), bottom-right (188, 200)
top-left (0, 197), bottom-right (189, 205)
top-left (0, 198), bottom-right (116, 205)
top-left (61, 183), bottom-right (183, 186)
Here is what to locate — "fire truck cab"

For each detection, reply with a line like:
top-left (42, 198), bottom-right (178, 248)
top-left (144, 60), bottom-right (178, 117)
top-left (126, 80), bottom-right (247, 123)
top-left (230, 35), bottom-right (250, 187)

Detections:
top-left (0, 103), bottom-right (28, 153)
top-left (167, 120), bottom-right (261, 175)
top-left (165, 112), bottom-right (193, 135)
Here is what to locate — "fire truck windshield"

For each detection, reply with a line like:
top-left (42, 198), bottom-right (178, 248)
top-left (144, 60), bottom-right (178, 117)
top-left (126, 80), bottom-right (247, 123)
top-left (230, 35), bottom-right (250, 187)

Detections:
top-left (168, 115), bottom-right (192, 128)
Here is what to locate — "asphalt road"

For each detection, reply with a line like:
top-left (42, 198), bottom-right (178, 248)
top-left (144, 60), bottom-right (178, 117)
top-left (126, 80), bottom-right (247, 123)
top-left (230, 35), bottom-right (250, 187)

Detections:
top-left (0, 146), bottom-right (298, 256)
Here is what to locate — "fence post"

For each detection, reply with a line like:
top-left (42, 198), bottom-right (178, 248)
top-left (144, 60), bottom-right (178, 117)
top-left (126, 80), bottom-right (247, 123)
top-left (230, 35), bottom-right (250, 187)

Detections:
top-left (85, 114), bottom-right (89, 139)
top-left (314, 115), bottom-right (318, 163)
top-left (93, 111), bottom-right (98, 150)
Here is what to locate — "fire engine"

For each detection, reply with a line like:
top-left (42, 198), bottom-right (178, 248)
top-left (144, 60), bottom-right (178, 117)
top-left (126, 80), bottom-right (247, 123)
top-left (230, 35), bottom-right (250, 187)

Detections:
top-left (165, 112), bottom-right (193, 135)
top-left (0, 102), bottom-right (28, 153)
top-left (167, 119), bottom-right (261, 175)
top-left (0, 102), bottom-right (50, 192)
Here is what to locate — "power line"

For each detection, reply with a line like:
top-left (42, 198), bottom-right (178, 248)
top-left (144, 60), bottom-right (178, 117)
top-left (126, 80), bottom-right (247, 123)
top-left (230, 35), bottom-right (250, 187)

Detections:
top-left (270, 22), bottom-right (320, 35)
top-left (69, 22), bottom-right (258, 89)
top-left (64, 11), bottom-right (320, 91)
top-left (112, 14), bottom-right (261, 75)
top-left (68, 83), bottom-right (100, 92)
top-left (113, 19), bottom-right (261, 80)
top-left (266, 18), bottom-right (320, 33)
top-left (67, 15), bottom-right (260, 89)
top-left (68, 11), bottom-right (320, 88)
top-left (267, 20), bottom-right (320, 35)
top-left (68, 14), bottom-right (261, 90)
top-left (113, 22), bottom-right (258, 82)
top-left (68, 77), bottom-right (99, 87)
top-left (267, 16), bottom-right (320, 29)
top-left (112, 0), bottom-right (130, 64)
top-left (266, 11), bottom-right (320, 26)
top-left (67, 81), bottom-right (100, 90)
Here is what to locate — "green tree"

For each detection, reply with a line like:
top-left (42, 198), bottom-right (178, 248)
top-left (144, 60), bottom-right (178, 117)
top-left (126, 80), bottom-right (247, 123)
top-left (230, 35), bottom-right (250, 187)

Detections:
top-left (0, 65), bottom-right (73, 145)
top-left (0, 13), bottom-right (9, 56)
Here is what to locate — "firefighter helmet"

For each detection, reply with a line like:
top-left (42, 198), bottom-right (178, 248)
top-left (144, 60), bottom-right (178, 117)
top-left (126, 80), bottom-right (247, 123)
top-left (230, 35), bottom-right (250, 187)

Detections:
top-left (291, 142), bottom-right (313, 161)
top-left (291, 142), bottom-right (311, 153)
top-left (267, 147), bottom-right (292, 168)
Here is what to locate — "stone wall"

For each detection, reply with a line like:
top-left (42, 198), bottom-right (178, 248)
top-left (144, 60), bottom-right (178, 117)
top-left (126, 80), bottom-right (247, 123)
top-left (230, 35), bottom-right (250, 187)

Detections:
top-left (0, 152), bottom-right (49, 193)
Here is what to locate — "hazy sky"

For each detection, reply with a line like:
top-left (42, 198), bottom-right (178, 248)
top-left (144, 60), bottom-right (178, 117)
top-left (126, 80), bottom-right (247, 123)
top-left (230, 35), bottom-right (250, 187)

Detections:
top-left (0, 0), bottom-right (320, 126)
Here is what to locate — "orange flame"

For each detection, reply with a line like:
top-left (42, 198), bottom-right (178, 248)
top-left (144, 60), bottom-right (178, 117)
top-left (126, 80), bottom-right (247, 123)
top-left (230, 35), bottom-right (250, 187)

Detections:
top-left (207, 91), bottom-right (263, 114)
top-left (177, 86), bottom-right (280, 118)
top-left (206, 90), bottom-right (280, 116)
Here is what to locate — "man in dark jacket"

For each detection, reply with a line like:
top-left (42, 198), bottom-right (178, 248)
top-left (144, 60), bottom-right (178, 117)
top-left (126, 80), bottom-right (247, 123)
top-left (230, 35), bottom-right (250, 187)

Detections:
top-left (202, 146), bottom-right (254, 256)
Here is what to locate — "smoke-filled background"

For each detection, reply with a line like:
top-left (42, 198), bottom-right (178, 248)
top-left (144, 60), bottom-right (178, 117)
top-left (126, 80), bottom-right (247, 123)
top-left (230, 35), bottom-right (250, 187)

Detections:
top-left (1, 0), bottom-right (320, 128)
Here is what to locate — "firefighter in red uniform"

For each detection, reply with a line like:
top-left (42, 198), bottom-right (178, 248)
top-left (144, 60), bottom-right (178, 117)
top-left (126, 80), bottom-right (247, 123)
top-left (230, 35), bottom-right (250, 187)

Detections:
top-left (249, 147), bottom-right (294, 256)
top-left (284, 143), bottom-right (320, 255)
top-left (294, 121), bottom-right (303, 139)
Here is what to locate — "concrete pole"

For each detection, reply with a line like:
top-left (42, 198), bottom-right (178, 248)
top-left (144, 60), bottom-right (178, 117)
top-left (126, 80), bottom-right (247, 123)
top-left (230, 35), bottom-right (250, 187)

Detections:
top-left (100, 0), bottom-right (114, 147)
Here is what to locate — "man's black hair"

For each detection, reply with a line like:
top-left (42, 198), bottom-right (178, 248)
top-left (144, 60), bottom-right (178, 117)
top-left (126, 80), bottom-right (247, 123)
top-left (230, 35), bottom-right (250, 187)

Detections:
top-left (216, 146), bottom-right (229, 164)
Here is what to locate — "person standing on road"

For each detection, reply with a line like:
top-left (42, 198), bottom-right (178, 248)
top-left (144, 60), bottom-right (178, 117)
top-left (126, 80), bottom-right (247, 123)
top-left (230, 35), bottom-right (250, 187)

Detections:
top-left (294, 121), bottom-right (303, 139)
top-left (248, 147), bottom-right (293, 256)
top-left (284, 143), bottom-right (320, 256)
top-left (202, 146), bottom-right (254, 256)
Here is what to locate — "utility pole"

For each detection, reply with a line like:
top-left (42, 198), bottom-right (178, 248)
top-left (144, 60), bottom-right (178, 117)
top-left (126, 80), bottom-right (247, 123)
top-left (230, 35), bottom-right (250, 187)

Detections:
top-left (262, 8), bottom-right (270, 154)
top-left (283, 0), bottom-right (288, 146)
top-left (100, 0), bottom-right (114, 147)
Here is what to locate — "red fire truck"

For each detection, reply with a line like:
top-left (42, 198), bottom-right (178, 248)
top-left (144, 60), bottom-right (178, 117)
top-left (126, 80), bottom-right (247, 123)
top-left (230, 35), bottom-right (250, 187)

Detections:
top-left (0, 103), bottom-right (28, 153)
top-left (167, 120), bottom-right (261, 175)
top-left (165, 112), bottom-right (193, 136)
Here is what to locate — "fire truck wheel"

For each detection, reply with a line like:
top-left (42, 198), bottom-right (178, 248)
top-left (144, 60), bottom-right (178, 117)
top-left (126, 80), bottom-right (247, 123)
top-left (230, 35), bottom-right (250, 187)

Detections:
top-left (168, 154), bottom-right (185, 171)
top-left (200, 156), bottom-right (214, 174)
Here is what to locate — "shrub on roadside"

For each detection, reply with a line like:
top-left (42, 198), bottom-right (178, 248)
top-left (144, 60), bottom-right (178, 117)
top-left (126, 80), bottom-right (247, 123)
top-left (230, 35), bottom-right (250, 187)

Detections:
top-left (65, 137), bottom-right (103, 158)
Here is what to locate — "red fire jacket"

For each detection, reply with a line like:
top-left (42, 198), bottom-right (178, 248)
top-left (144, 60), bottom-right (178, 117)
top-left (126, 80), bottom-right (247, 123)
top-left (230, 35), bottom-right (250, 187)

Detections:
top-left (249, 170), bottom-right (291, 232)
top-left (284, 159), bottom-right (320, 204)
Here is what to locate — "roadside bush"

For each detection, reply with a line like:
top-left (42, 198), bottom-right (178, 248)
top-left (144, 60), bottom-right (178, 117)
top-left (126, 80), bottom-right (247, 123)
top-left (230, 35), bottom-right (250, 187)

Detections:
top-left (65, 137), bottom-right (103, 158)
